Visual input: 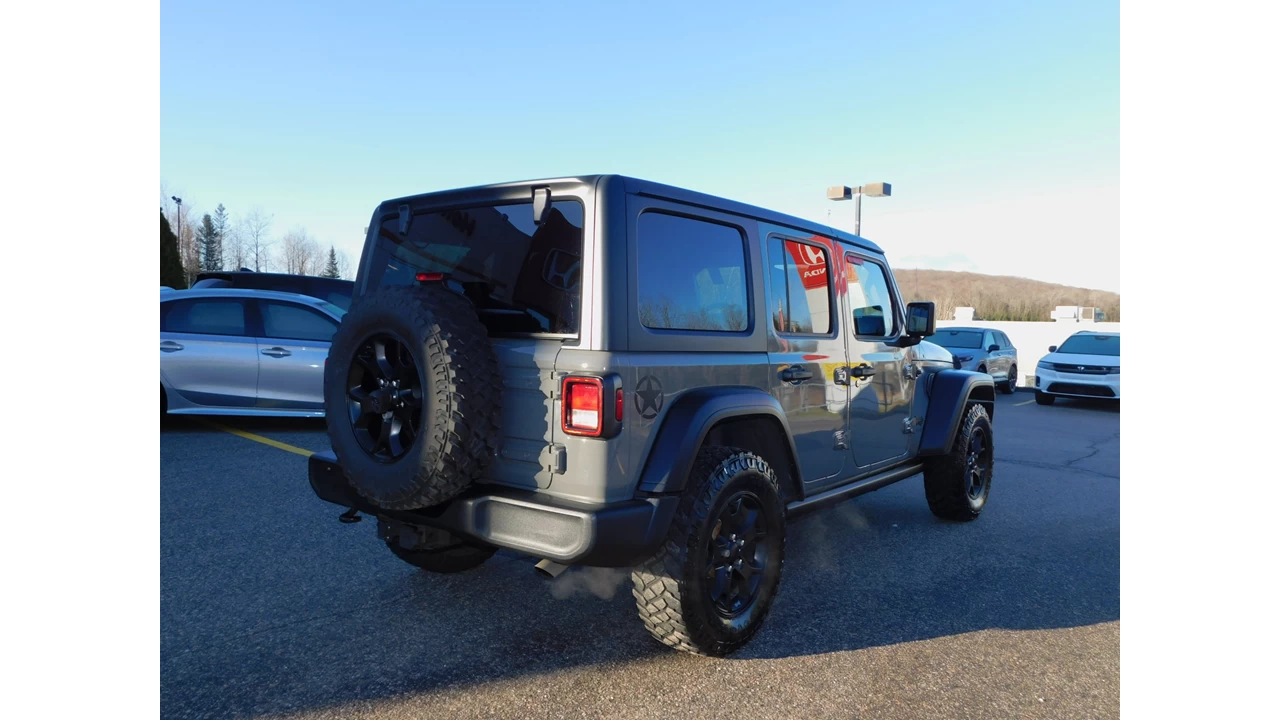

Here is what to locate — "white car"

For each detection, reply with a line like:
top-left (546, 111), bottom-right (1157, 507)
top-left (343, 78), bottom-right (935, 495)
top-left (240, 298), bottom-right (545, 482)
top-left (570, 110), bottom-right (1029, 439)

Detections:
top-left (1034, 331), bottom-right (1119, 405)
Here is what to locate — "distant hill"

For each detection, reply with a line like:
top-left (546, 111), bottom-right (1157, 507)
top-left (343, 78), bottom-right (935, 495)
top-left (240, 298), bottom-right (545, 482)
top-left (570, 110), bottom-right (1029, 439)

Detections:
top-left (890, 269), bottom-right (1120, 322)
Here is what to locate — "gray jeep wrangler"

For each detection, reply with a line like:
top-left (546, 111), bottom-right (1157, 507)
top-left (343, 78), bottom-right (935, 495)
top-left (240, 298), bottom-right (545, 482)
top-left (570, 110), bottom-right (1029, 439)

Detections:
top-left (309, 175), bottom-right (996, 656)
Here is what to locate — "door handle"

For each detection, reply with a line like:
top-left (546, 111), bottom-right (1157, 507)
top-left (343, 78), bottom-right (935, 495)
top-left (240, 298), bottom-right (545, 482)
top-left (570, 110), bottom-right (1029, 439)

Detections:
top-left (261, 347), bottom-right (292, 358)
top-left (779, 365), bottom-right (813, 382)
top-left (850, 364), bottom-right (876, 379)
top-left (160, 341), bottom-right (184, 353)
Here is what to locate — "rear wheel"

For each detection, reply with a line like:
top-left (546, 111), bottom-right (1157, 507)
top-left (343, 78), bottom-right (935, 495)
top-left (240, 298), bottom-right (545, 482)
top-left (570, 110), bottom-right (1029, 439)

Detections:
top-left (384, 539), bottom-right (495, 573)
top-left (632, 446), bottom-right (786, 656)
top-left (1001, 365), bottom-right (1018, 394)
top-left (379, 518), bottom-right (496, 573)
top-left (1035, 390), bottom-right (1055, 405)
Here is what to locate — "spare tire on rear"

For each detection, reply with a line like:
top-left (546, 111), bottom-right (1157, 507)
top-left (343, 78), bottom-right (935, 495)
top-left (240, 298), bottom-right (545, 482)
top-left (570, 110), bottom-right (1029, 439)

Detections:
top-left (324, 285), bottom-right (501, 510)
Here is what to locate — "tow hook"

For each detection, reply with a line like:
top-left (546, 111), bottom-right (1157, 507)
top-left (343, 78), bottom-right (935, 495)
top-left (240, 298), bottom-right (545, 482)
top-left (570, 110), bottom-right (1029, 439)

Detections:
top-left (338, 507), bottom-right (362, 524)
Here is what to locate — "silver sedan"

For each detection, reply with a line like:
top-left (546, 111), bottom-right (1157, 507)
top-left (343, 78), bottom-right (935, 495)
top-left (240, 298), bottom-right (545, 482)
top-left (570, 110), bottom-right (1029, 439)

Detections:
top-left (160, 287), bottom-right (346, 417)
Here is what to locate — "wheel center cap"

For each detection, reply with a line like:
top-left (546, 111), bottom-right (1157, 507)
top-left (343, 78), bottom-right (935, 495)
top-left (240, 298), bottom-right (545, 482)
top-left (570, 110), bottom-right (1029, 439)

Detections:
top-left (369, 388), bottom-right (394, 413)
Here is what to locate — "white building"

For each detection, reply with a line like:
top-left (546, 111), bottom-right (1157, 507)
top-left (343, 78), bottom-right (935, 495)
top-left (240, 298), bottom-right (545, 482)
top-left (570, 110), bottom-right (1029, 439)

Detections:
top-left (1052, 306), bottom-right (1107, 323)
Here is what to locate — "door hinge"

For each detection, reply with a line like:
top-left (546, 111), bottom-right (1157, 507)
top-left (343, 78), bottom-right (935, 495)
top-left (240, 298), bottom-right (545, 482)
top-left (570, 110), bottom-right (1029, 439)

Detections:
top-left (547, 444), bottom-right (566, 474)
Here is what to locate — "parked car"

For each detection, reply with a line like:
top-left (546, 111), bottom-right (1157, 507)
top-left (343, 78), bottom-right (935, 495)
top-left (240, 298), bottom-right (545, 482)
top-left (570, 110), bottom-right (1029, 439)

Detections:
top-left (161, 288), bottom-right (346, 417)
top-left (307, 174), bottom-right (998, 657)
top-left (927, 326), bottom-right (1019, 393)
top-left (1034, 331), bottom-right (1119, 404)
top-left (192, 270), bottom-right (355, 310)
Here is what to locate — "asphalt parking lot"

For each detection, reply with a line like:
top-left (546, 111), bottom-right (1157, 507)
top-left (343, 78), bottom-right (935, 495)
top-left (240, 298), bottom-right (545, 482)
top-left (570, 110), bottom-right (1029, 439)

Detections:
top-left (161, 393), bottom-right (1119, 720)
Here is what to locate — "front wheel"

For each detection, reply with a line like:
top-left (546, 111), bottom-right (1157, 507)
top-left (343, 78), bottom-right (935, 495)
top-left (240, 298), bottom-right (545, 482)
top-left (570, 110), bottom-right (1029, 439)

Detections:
top-left (632, 446), bottom-right (786, 656)
top-left (1035, 390), bottom-right (1055, 405)
top-left (923, 403), bottom-right (993, 522)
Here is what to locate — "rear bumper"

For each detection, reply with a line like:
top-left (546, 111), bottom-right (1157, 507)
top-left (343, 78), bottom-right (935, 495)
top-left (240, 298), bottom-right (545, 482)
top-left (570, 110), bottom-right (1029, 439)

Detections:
top-left (1034, 368), bottom-right (1120, 399)
top-left (309, 452), bottom-right (678, 567)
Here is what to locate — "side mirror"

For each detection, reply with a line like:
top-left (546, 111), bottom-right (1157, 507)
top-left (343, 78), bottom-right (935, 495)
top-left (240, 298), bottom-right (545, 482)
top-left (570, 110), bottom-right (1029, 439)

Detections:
top-left (532, 186), bottom-right (551, 226)
top-left (906, 301), bottom-right (935, 337)
top-left (1049, 345), bottom-right (1058, 352)
top-left (988, 344), bottom-right (999, 352)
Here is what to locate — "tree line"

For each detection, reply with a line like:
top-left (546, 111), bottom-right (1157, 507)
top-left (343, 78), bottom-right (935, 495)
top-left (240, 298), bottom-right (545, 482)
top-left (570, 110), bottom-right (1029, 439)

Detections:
top-left (159, 186), bottom-right (353, 289)
top-left (893, 268), bottom-right (1120, 322)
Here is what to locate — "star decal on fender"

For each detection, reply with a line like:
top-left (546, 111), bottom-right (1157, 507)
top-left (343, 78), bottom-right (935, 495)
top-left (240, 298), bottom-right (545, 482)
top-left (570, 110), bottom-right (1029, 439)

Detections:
top-left (634, 375), bottom-right (664, 420)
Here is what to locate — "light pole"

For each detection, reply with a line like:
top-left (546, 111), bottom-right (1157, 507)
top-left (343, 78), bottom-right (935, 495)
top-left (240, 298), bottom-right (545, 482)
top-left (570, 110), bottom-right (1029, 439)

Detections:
top-left (171, 196), bottom-right (183, 239)
top-left (826, 182), bottom-right (891, 236)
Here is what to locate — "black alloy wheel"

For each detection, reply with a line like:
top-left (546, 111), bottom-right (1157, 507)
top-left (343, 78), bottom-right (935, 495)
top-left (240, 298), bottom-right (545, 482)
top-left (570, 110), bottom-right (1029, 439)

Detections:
top-left (964, 424), bottom-right (992, 501)
top-left (706, 491), bottom-right (771, 618)
top-left (347, 332), bottom-right (423, 462)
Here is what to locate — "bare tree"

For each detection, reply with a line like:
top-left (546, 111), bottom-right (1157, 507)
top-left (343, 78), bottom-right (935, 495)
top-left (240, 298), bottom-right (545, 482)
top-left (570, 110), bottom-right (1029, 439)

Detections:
top-left (223, 223), bottom-right (248, 271)
top-left (280, 227), bottom-right (322, 275)
top-left (334, 248), bottom-right (355, 279)
top-left (239, 207), bottom-right (274, 272)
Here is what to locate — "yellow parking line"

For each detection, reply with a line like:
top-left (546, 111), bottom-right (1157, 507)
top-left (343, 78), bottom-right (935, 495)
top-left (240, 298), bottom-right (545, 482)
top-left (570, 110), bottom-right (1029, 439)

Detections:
top-left (201, 421), bottom-right (315, 457)
top-left (1014, 399), bottom-right (1035, 407)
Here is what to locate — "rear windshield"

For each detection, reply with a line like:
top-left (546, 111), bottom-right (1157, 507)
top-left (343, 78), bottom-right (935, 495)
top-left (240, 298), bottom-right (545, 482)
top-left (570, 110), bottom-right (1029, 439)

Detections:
top-left (362, 199), bottom-right (584, 335)
top-left (929, 330), bottom-right (984, 349)
top-left (1057, 334), bottom-right (1120, 356)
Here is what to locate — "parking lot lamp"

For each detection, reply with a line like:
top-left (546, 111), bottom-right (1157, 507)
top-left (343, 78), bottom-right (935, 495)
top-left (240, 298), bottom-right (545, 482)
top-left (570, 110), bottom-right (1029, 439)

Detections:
top-left (826, 182), bottom-right (891, 236)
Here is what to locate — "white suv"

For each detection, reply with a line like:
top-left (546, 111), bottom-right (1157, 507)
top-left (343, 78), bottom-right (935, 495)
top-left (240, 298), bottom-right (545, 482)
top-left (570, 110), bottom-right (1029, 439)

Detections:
top-left (1034, 331), bottom-right (1120, 405)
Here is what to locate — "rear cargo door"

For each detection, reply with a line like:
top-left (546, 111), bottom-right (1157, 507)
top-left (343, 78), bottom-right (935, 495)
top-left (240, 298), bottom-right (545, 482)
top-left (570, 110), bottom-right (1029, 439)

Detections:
top-left (484, 338), bottom-right (562, 490)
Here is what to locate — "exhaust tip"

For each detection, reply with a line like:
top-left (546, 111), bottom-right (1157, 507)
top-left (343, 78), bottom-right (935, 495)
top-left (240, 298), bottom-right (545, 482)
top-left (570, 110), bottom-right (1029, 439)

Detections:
top-left (534, 558), bottom-right (569, 579)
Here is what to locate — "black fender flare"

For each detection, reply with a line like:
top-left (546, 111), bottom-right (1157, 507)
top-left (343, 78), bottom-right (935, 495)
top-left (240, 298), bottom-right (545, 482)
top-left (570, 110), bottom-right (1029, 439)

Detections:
top-left (636, 386), bottom-right (799, 495)
top-left (918, 369), bottom-right (996, 456)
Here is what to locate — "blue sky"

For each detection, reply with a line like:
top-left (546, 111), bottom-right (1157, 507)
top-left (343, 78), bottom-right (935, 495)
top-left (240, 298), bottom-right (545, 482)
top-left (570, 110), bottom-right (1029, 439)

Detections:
top-left (161, 1), bottom-right (1119, 291)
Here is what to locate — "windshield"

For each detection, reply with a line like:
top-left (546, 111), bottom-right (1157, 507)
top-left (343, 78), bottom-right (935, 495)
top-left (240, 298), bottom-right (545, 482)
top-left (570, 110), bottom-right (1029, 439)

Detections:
top-left (362, 198), bottom-right (584, 335)
top-left (928, 330), bottom-right (984, 349)
top-left (1056, 334), bottom-right (1120, 356)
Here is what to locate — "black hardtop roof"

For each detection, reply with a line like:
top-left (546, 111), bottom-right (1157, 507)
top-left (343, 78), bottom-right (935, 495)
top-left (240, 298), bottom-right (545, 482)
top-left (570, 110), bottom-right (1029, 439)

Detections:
top-left (378, 174), bottom-right (885, 255)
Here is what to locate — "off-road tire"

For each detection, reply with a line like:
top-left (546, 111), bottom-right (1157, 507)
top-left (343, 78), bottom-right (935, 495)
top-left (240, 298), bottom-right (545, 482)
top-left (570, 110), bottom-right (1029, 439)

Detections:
top-left (1035, 390), bottom-right (1055, 405)
top-left (384, 538), bottom-right (496, 573)
top-left (631, 446), bottom-right (786, 657)
top-left (923, 403), bottom-right (993, 522)
top-left (325, 285), bottom-right (500, 511)
top-left (1001, 365), bottom-right (1018, 394)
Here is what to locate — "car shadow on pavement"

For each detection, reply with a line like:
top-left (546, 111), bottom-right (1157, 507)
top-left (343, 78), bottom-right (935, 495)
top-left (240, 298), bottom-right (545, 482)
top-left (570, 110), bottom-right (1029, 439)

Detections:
top-left (161, 464), bottom-right (1118, 719)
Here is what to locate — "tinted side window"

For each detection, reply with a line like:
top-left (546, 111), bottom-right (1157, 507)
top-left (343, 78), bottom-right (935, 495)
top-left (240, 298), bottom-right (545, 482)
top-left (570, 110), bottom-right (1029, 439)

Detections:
top-left (163, 299), bottom-right (248, 337)
top-left (260, 302), bottom-right (339, 342)
top-left (637, 212), bottom-right (748, 332)
top-left (845, 255), bottom-right (896, 338)
top-left (768, 237), bottom-right (832, 334)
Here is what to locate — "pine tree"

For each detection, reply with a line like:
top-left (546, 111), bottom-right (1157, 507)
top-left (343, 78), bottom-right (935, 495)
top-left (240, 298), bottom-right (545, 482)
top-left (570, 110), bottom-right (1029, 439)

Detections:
top-left (210, 204), bottom-right (229, 271)
top-left (161, 211), bottom-right (187, 288)
top-left (322, 245), bottom-right (341, 278)
top-left (196, 214), bottom-right (220, 272)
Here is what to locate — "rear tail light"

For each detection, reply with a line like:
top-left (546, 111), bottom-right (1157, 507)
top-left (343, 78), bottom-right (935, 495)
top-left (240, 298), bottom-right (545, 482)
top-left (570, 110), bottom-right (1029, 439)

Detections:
top-left (562, 377), bottom-right (604, 436)
top-left (615, 388), bottom-right (624, 422)
top-left (415, 272), bottom-right (444, 282)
